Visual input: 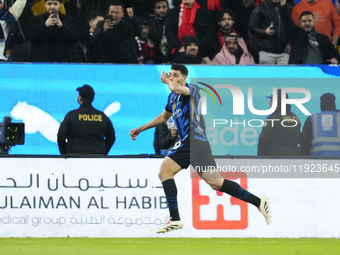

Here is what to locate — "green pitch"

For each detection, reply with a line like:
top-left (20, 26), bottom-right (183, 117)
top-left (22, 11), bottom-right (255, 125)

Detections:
top-left (2, 238), bottom-right (340, 255)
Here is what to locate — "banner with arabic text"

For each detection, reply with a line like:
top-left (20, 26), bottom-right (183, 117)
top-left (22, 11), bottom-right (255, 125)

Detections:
top-left (1, 157), bottom-right (340, 238)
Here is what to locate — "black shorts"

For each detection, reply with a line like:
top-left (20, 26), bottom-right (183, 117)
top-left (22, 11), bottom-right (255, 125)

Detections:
top-left (167, 136), bottom-right (216, 171)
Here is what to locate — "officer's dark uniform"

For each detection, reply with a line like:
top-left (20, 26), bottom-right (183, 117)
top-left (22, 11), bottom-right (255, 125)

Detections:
top-left (258, 106), bottom-right (301, 156)
top-left (258, 91), bottom-right (301, 156)
top-left (57, 85), bottom-right (115, 155)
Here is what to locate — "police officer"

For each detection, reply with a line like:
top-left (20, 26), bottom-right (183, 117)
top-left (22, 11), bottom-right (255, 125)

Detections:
top-left (300, 93), bottom-right (340, 156)
top-left (57, 84), bottom-right (115, 155)
top-left (258, 89), bottom-right (301, 156)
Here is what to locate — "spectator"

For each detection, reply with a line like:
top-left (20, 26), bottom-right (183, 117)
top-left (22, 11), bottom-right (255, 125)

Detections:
top-left (148, 0), bottom-right (169, 63)
top-left (4, 0), bottom-right (34, 62)
top-left (0, 0), bottom-right (26, 61)
top-left (31, 0), bottom-right (69, 16)
top-left (91, 1), bottom-right (142, 63)
top-left (300, 93), bottom-right (340, 156)
top-left (281, 0), bottom-right (339, 64)
top-left (136, 21), bottom-right (156, 64)
top-left (291, 0), bottom-right (340, 48)
top-left (88, 11), bottom-right (104, 36)
top-left (258, 89), bottom-right (301, 156)
top-left (165, 0), bottom-right (214, 61)
top-left (79, 11), bottom-right (104, 62)
top-left (249, 0), bottom-right (292, 65)
top-left (220, 0), bottom-right (259, 46)
top-left (209, 8), bottom-right (237, 59)
top-left (212, 33), bottom-right (255, 65)
top-left (154, 118), bottom-right (179, 155)
top-left (28, 0), bottom-right (80, 62)
top-left (57, 84), bottom-right (116, 156)
top-left (77, 0), bottom-right (110, 29)
top-left (193, 0), bottom-right (223, 36)
top-left (171, 35), bottom-right (202, 64)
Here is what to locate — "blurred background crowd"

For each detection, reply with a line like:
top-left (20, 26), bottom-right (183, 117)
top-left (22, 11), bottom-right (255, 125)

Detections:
top-left (0, 0), bottom-right (340, 65)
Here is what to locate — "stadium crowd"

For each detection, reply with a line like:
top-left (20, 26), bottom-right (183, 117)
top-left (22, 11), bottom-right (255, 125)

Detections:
top-left (0, 0), bottom-right (340, 64)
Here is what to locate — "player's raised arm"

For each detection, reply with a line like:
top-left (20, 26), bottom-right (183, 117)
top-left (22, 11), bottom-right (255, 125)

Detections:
top-left (160, 71), bottom-right (190, 96)
top-left (129, 110), bottom-right (172, 140)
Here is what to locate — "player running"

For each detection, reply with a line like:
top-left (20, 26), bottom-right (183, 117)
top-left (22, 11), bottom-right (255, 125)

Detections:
top-left (129, 64), bottom-right (271, 233)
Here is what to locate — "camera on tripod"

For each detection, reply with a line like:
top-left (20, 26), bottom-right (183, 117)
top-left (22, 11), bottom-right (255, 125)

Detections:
top-left (0, 116), bottom-right (25, 153)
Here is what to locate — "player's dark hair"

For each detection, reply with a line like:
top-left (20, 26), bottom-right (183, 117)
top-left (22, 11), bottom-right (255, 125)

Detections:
top-left (109, 0), bottom-right (125, 10)
top-left (45, 0), bottom-right (62, 2)
top-left (154, 0), bottom-right (169, 8)
top-left (171, 64), bottom-right (188, 76)
top-left (217, 8), bottom-right (237, 23)
top-left (300, 11), bottom-right (314, 20)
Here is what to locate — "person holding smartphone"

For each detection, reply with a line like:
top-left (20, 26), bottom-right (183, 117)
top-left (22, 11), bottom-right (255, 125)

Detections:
top-left (28, 0), bottom-right (80, 62)
top-left (249, 0), bottom-right (293, 65)
top-left (0, 0), bottom-right (26, 61)
top-left (90, 1), bottom-right (142, 63)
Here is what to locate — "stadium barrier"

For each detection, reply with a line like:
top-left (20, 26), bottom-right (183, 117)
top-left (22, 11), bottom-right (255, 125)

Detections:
top-left (0, 156), bottom-right (339, 238)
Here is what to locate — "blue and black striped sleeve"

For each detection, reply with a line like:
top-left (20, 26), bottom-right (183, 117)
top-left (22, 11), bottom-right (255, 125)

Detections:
top-left (187, 84), bottom-right (199, 98)
top-left (165, 93), bottom-right (173, 112)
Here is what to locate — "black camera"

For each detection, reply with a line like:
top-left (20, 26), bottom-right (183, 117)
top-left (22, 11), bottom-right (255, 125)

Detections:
top-left (0, 122), bottom-right (25, 145)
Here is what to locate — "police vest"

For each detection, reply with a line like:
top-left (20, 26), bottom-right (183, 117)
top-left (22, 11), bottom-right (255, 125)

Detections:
top-left (311, 111), bottom-right (340, 156)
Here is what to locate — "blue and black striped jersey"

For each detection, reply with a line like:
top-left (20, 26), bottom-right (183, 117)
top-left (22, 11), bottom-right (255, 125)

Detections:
top-left (165, 83), bottom-right (207, 142)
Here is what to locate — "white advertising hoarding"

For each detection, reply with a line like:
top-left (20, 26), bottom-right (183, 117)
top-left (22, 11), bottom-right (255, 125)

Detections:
top-left (0, 158), bottom-right (339, 238)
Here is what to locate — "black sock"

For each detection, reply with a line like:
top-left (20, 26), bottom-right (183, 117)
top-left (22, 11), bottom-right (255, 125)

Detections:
top-left (162, 179), bottom-right (180, 221)
top-left (219, 179), bottom-right (261, 207)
